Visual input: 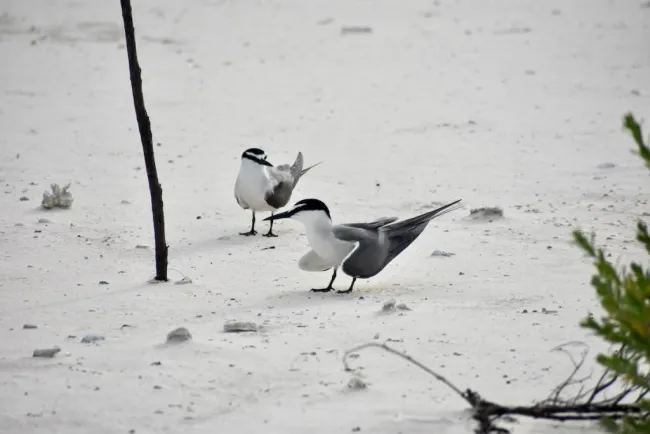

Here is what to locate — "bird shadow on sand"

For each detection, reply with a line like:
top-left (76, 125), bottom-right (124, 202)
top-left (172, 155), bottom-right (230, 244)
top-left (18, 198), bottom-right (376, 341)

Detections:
top-left (262, 288), bottom-right (360, 309)
top-left (263, 282), bottom-right (411, 309)
top-left (169, 230), bottom-right (283, 258)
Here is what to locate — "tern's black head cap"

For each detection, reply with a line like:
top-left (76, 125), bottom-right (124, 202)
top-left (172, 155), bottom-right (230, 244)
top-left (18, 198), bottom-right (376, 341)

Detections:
top-left (292, 198), bottom-right (331, 219)
top-left (242, 148), bottom-right (266, 158)
top-left (241, 148), bottom-right (272, 166)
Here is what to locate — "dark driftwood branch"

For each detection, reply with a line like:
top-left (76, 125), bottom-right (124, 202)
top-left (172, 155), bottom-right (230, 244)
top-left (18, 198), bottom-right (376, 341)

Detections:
top-left (119, 0), bottom-right (168, 281)
top-left (343, 342), bottom-right (646, 434)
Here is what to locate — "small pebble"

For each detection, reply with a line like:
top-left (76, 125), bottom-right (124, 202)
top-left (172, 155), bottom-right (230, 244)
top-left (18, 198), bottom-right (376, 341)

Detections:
top-left (396, 303), bottom-right (411, 311)
top-left (381, 299), bottom-right (396, 312)
top-left (33, 347), bottom-right (61, 358)
top-left (23, 324), bottom-right (38, 329)
top-left (341, 26), bottom-right (373, 34)
top-left (98, 281), bottom-right (109, 285)
top-left (223, 321), bottom-right (258, 333)
top-left (37, 218), bottom-right (52, 224)
top-left (19, 196), bottom-right (29, 201)
top-left (469, 207), bottom-right (504, 221)
top-left (346, 377), bottom-right (367, 390)
top-left (81, 334), bottom-right (105, 343)
top-left (166, 327), bottom-right (192, 342)
top-left (430, 249), bottom-right (455, 257)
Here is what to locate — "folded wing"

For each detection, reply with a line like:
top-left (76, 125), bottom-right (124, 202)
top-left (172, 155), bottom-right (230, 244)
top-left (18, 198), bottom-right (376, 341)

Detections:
top-left (298, 250), bottom-right (336, 272)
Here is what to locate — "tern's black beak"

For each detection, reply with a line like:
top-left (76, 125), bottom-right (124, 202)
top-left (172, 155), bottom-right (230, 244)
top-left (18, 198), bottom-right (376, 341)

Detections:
top-left (263, 210), bottom-right (293, 222)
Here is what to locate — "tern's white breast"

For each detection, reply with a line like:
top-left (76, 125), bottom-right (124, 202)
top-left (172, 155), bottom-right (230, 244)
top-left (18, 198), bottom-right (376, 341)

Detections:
top-left (235, 162), bottom-right (276, 211)
top-left (306, 226), bottom-right (354, 266)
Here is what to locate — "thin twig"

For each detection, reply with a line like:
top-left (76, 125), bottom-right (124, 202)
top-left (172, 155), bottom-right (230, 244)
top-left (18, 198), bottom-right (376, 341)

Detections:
top-left (543, 342), bottom-right (591, 405)
top-left (342, 342), bottom-right (471, 405)
top-left (635, 389), bottom-right (650, 403)
top-left (588, 370), bottom-right (618, 404)
top-left (612, 385), bottom-right (640, 405)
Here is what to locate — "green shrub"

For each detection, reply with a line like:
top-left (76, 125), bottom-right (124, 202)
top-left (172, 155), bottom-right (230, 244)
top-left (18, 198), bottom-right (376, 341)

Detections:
top-left (573, 113), bottom-right (650, 433)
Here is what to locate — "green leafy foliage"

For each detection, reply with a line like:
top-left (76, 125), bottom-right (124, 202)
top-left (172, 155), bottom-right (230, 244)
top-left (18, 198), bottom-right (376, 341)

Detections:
top-left (573, 113), bottom-right (650, 433)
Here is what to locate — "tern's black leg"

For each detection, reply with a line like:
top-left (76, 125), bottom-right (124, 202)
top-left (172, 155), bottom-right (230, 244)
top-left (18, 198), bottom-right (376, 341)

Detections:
top-left (262, 212), bottom-right (278, 237)
top-left (311, 268), bottom-right (337, 293)
top-left (239, 211), bottom-right (257, 236)
top-left (336, 277), bottom-right (357, 294)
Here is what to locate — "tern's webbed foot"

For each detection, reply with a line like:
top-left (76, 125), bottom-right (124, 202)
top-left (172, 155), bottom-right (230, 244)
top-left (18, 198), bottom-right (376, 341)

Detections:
top-left (336, 289), bottom-right (353, 294)
top-left (310, 287), bottom-right (333, 293)
top-left (239, 229), bottom-right (257, 236)
top-left (262, 231), bottom-right (278, 238)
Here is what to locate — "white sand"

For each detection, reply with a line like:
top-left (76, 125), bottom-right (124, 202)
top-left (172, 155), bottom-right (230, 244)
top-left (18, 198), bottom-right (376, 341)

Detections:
top-left (1, 0), bottom-right (649, 433)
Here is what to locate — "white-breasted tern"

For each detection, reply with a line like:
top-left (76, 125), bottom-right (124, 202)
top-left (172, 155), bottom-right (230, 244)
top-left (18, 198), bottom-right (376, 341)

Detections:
top-left (264, 198), bottom-right (462, 293)
top-left (234, 148), bottom-right (321, 237)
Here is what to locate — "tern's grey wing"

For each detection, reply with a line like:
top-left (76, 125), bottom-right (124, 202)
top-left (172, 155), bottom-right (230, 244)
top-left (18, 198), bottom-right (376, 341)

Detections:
top-left (336, 200), bottom-right (462, 279)
top-left (333, 225), bottom-right (388, 279)
top-left (264, 168), bottom-right (294, 209)
top-left (344, 217), bottom-right (399, 231)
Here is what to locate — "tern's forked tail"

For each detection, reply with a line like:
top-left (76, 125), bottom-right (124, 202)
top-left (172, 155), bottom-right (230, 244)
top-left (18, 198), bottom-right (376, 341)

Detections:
top-left (382, 199), bottom-right (462, 266)
top-left (291, 151), bottom-right (322, 187)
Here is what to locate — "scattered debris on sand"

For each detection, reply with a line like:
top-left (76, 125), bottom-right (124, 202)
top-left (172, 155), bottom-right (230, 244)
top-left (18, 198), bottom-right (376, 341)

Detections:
top-left (381, 299), bottom-right (412, 313)
top-left (521, 307), bottom-right (559, 315)
top-left (23, 324), bottom-right (38, 329)
top-left (41, 183), bottom-right (73, 209)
